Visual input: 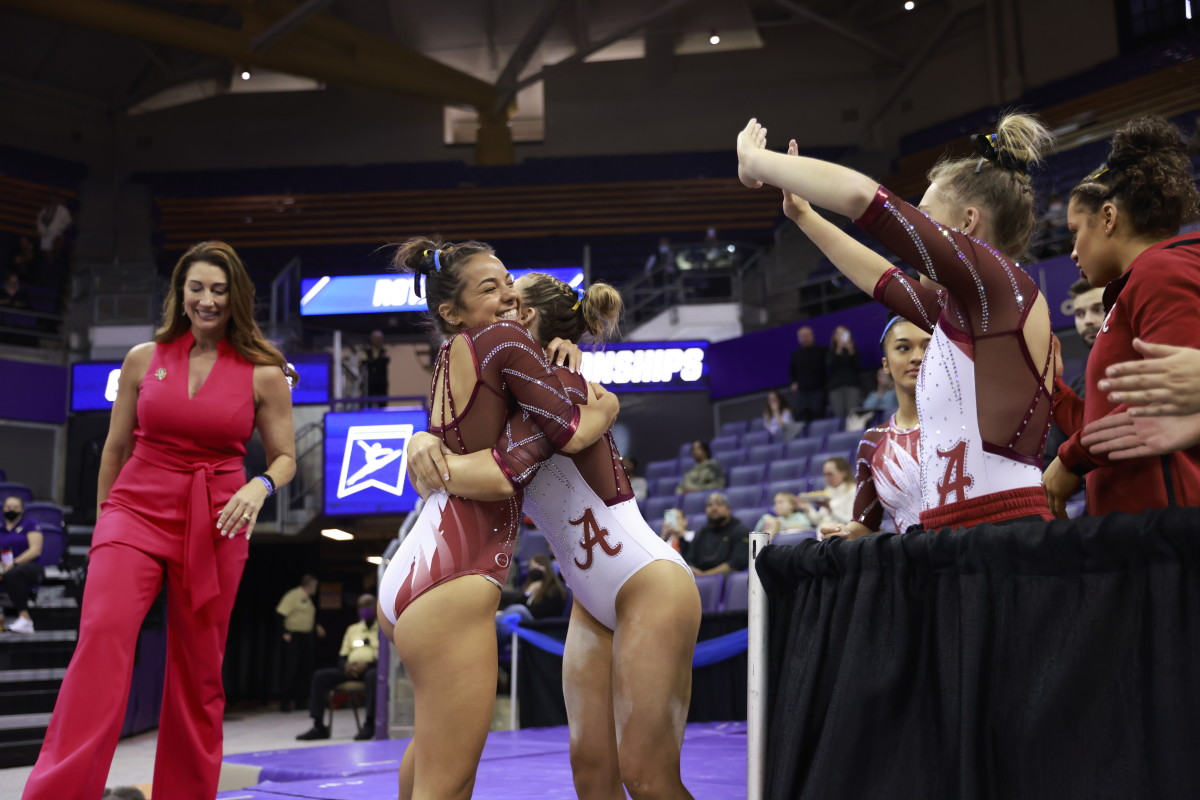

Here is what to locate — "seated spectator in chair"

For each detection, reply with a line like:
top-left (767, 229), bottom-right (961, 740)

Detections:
top-left (0, 495), bottom-right (44, 634)
top-left (682, 493), bottom-right (750, 576)
top-left (622, 457), bottom-right (649, 504)
top-left (676, 440), bottom-right (725, 494)
top-left (762, 390), bottom-right (795, 438)
top-left (754, 492), bottom-right (814, 538)
top-left (862, 367), bottom-right (898, 413)
top-left (659, 507), bottom-right (693, 554)
top-left (296, 593), bottom-right (379, 741)
top-left (808, 457), bottom-right (856, 529)
top-left (497, 554), bottom-right (566, 627)
top-left (0, 273), bottom-right (30, 309)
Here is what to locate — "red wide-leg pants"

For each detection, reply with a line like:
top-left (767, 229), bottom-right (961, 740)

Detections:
top-left (22, 535), bottom-right (247, 800)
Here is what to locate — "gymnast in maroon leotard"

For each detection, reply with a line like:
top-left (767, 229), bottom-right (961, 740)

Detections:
top-left (742, 114), bottom-right (1057, 530)
top-left (376, 238), bottom-right (618, 800)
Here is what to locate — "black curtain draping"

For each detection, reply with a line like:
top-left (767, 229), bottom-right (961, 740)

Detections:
top-left (755, 507), bottom-right (1200, 800)
top-left (516, 610), bottom-right (748, 728)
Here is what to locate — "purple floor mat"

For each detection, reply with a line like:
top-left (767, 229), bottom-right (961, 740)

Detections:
top-left (217, 722), bottom-right (746, 799)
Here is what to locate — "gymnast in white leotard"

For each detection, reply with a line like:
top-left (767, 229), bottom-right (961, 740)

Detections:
top-left (408, 274), bottom-right (701, 800)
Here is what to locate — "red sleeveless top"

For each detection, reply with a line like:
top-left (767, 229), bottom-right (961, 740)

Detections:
top-left (95, 331), bottom-right (256, 610)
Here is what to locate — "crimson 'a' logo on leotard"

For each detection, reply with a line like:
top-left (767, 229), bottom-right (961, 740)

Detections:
top-left (936, 440), bottom-right (973, 506)
top-left (570, 507), bottom-right (623, 571)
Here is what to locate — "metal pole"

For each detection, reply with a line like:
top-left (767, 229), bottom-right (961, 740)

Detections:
top-left (333, 329), bottom-right (344, 399)
top-left (509, 628), bottom-right (520, 730)
top-left (747, 531), bottom-right (769, 800)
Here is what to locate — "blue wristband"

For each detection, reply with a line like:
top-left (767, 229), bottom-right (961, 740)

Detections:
top-left (255, 475), bottom-right (276, 496)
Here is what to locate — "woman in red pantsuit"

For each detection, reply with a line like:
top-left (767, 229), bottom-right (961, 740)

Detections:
top-left (23, 241), bottom-right (296, 800)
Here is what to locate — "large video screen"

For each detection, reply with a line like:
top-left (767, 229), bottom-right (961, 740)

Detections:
top-left (323, 408), bottom-right (427, 516)
top-left (71, 361), bottom-right (123, 412)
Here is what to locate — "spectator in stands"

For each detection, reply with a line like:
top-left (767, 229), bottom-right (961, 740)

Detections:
top-left (622, 457), bottom-right (649, 503)
top-left (496, 554), bottom-right (566, 626)
top-left (277, 574), bottom-right (324, 713)
top-left (762, 389), bottom-right (795, 438)
top-left (0, 495), bottom-right (44, 634)
top-left (659, 507), bottom-right (691, 553)
top-left (682, 493), bottom-right (750, 576)
top-left (1037, 193), bottom-right (1070, 257)
top-left (754, 492), bottom-right (814, 538)
top-left (789, 325), bottom-right (827, 422)
top-left (35, 191), bottom-right (72, 267)
top-left (0, 272), bottom-right (30, 309)
top-left (644, 236), bottom-right (674, 276)
top-left (1045, 279), bottom-right (1105, 469)
top-left (809, 457), bottom-right (856, 528)
top-left (361, 329), bottom-right (390, 407)
top-left (676, 440), bottom-right (725, 494)
top-left (296, 593), bottom-right (380, 742)
top-left (862, 367), bottom-right (898, 412)
top-left (827, 326), bottom-right (863, 420)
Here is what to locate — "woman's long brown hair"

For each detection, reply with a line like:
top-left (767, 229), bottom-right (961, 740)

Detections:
top-left (155, 240), bottom-right (298, 383)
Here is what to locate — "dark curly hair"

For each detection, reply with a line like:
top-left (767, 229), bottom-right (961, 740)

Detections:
top-left (390, 237), bottom-right (497, 336)
top-left (1071, 116), bottom-right (1200, 240)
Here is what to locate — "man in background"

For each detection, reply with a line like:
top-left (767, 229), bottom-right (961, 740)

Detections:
top-left (296, 593), bottom-right (379, 741)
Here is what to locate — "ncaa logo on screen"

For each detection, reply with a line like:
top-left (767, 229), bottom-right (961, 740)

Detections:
top-left (336, 424), bottom-right (414, 499)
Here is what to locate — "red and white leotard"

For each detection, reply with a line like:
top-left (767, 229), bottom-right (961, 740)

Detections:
top-left (852, 415), bottom-right (922, 534)
top-left (380, 322), bottom-right (575, 624)
top-left (857, 187), bottom-right (1054, 529)
top-left (503, 367), bottom-right (690, 630)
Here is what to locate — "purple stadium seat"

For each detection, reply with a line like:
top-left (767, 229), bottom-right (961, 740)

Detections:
top-left (679, 442), bottom-right (694, 459)
top-left (682, 492), bottom-right (708, 515)
top-left (720, 420), bottom-right (749, 437)
top-left (725, 485), bottom-right (763, 509)
top-left (741, 430), bottom-right (772, 449)
top-left (808, 453), bottom-right (842, 475)
top-left (766, 479), bottom-right (801, 502)
top-left (722, 570), bottom-right (750, 612)
top-left (0, 482), bottom-right (34, 506)
top-left (785, 438), bottom-right (822, 460)
top-left (718, 451), bottom-right (747, 470)
top-left (645, 496), bottom-right (676, 523)
top-left (654, 476), bottom-right (680, 496)
top-left (516, 529), bottom-right (550, 562)
top-left (36, 523), bottom-right (66, 568)
top-left (710, 435), bottom-right (740, 452)
top-left (22, 502), bottom-right (64, 528)
top-left (645, 459), bottom-right (680, 481)
top-left (687, 512), bottom-right (707, 532)
top-left (807, 418), bottom-right (842, 440)
top-left (729, 464), bottom-right (768, 486)
top-left (748, 443), bottom-right (786, 464)
top-left (767, 458), bottom-right (808, 482)
top-left (825, 430), bottom-right (865, 456)
top-left (694, 574), bottom-right (725, 613)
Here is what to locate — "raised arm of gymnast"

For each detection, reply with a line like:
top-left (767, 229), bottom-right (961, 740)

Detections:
top-left (777, 138), bottom-right (900, 298)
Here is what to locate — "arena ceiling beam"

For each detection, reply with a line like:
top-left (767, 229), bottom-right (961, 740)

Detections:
top-left (494, 0), bottom-right (570, 114)
top-left (250, 0), bottom-right (343, 53)
top-left (0, 0), bottom-right (500, 111)
top-left (514, 0), bottom-right (703, 94)
top-left (770, 0), bottom-right (902, 66)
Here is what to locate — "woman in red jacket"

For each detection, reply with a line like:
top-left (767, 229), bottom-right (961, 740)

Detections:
top-left (1043, 116), bottom-right (1200, 516)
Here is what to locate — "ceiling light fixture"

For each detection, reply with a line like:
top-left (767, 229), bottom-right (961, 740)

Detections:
top-left (366, 555), bottom-right (383, 565)
top-left (240, 70), bottom-right (252, 80)
top-left (709, 31), bottom-right (721, 45)
top-left (321, 528), bottom-right (353, 541)
top-left (904, 1), bottom-right (916, 9)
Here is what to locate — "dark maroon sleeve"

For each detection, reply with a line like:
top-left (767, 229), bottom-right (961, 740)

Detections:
top-left (872, 268), bottom-right (940, 333)
top-left (473, 322), bottom-right (581, 450)
top-left (857, 186), bottom-right (1039, 335)
top-left (851, 427), bottom-right (884, 532)
top-left (491, 412), bottom-right (555, 490)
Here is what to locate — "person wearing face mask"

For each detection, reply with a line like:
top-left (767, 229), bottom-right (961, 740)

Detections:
top-left (24, 241), bottom-right (297, 800)
top-left (296, 594), bottom-right (380, 742)
top-left (495, 554), bottom-right (566, 631)
top-left (0, 495), bottom-right (44, 634)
